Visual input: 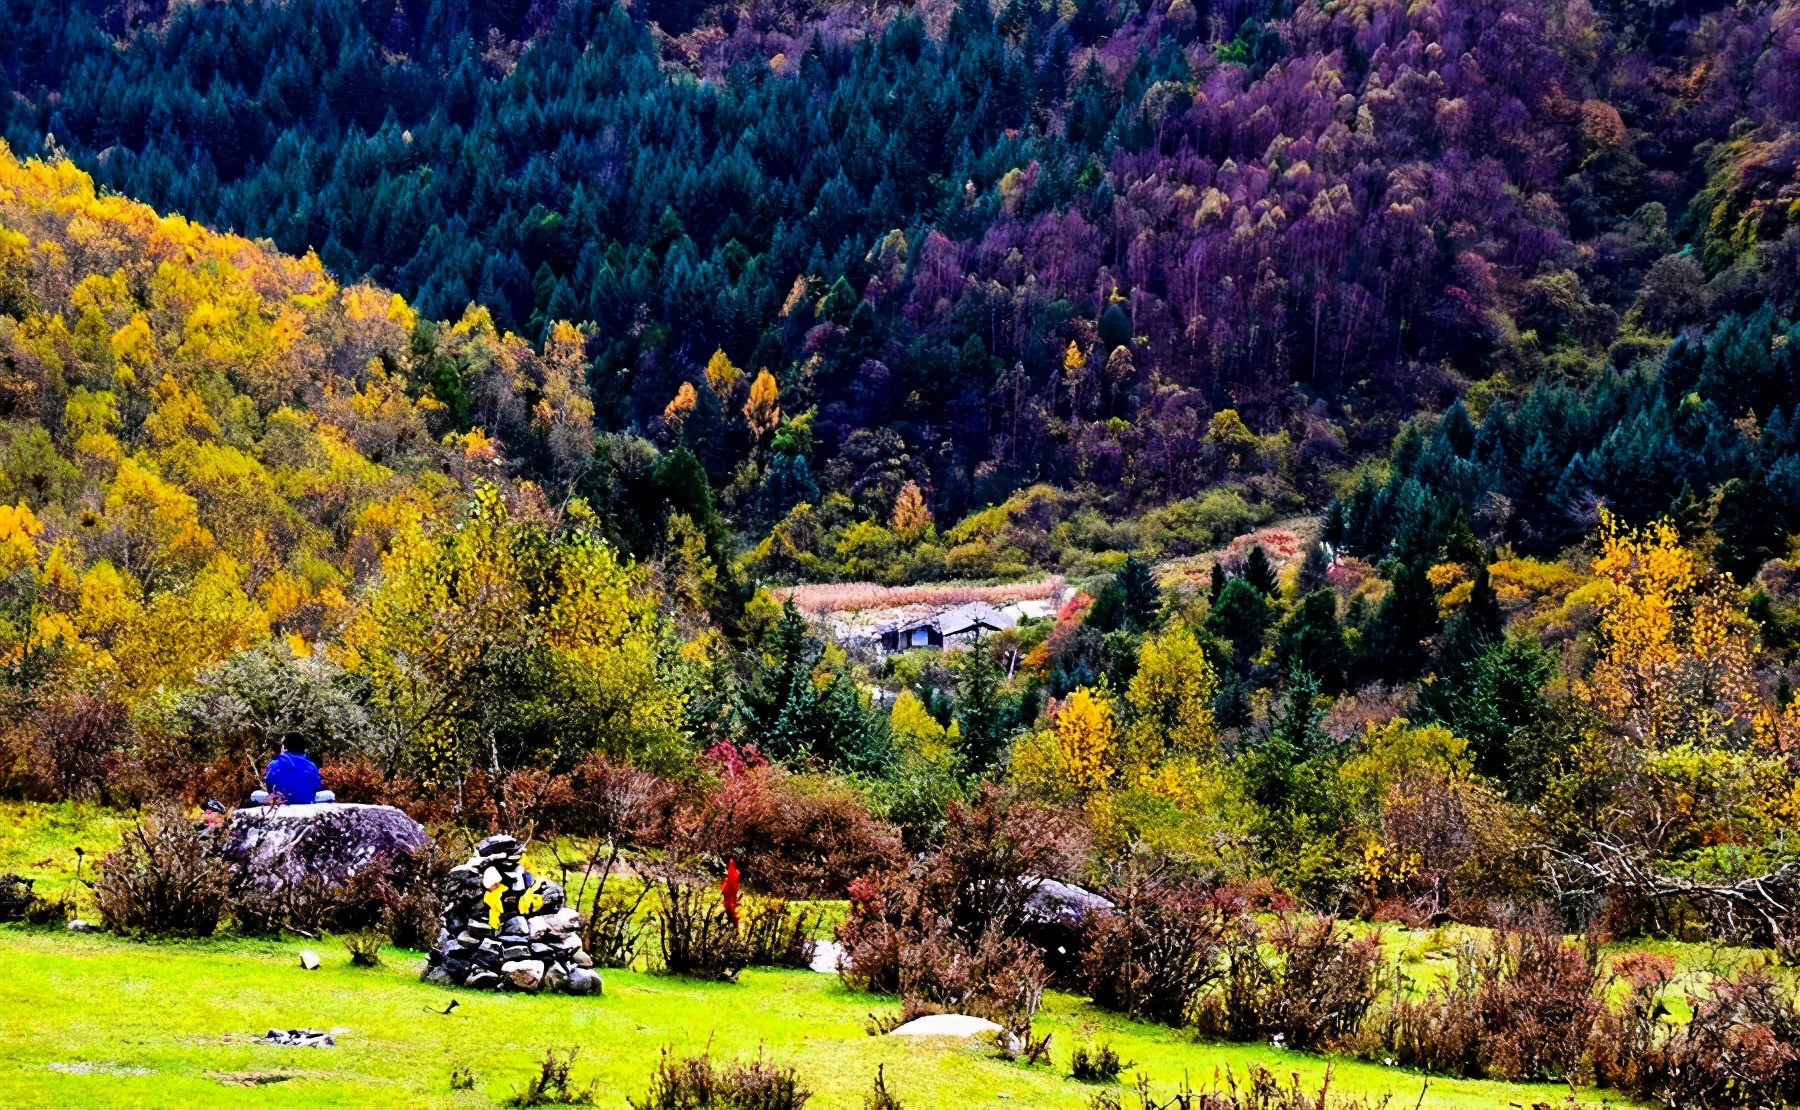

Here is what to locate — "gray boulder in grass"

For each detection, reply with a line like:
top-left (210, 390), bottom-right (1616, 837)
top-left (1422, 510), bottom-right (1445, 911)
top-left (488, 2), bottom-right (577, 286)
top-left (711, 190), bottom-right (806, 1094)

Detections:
top-left (221, 803), bottom-right (430, 894)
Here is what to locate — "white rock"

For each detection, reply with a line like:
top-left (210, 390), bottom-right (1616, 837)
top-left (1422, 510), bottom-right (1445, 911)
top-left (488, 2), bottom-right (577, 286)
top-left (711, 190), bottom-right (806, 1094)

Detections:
top-left (528, 907), bottom-right (582, 938)
top-left (889, 1014), bottom-right (1004, 1039)
top-left (808, 939), bottom-right (843, 974)
top-left (298, 949), bottom-right (321, 970)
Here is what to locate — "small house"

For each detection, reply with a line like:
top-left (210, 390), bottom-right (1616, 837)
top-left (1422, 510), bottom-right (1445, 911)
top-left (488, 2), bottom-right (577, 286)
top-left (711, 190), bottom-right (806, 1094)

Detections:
top-left (878, 601), bottom-right (1016, 653)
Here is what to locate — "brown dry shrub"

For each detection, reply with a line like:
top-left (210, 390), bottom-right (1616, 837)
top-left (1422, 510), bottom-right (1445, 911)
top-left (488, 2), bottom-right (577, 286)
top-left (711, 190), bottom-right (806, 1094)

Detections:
top-left (566, 753), bottom-right (675, 842)
top-left (95, 806), bottom-right (232, 937)
top-left (1192, 914), bottom-right (1382, 1051)
top-left (897, 922), bottom-right (1048, 1036)
top-left (32, 691), bottom-right (128, 801)
top-left (742, 896), bottom-right (820, 968)
top-left (1357, 917), bottom-right (1604, 1082)
top-left (317, 758), bottom-right (457, 823)
top-left (1594, 962), bottom-right (1800, 1107)
top-left (834, 789), bottom-right (1079, 1041)
top-left (629, 1048), bottom-right (809, 1110)
top-left (1081, 869), bottom-right (1233, 1026)
top-left (653, 874), bottom-right (748, 981)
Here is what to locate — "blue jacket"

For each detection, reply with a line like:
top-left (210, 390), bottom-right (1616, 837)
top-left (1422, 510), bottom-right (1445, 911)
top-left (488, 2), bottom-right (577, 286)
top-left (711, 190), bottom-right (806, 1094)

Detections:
top-left (265, 751), bottom-right (322, 806)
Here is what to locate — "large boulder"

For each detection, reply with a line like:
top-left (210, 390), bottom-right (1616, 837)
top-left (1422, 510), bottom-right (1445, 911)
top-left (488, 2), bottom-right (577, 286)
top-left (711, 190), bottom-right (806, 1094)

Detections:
top-left (221, 803), bottom-right (429, 894)
top-left (1022, 877), bottom-right (1115, 929)
top-left (1020, 876), bottom-right (1115, 982)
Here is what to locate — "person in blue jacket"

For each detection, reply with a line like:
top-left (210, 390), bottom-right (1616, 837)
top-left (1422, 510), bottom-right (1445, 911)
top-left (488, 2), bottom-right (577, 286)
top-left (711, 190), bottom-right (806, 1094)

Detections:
top-left (248, 736), bottom-right (334, 806)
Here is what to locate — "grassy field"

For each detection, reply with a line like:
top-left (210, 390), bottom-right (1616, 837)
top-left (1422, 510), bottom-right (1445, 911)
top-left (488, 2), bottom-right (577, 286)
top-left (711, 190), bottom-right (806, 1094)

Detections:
top-left (0, 926), bottom-right (1633, 1110)
top-left (0, 802), bottom-right (1662, 1108)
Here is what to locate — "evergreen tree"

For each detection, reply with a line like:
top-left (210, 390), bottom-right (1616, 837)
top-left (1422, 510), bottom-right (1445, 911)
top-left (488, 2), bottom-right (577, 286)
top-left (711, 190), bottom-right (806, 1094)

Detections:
top-left (1116, 554), bottom-right (1161, 632)
top-left (740, 601), bottom-right (892, 773)
top-left (1242, 544), bottom-right (1278, 596)
top-left (1273, 589), bottom-right (1348, 693)
top-left (1209, 561), bottom-right (1228, 601)
top-left (1356, 559), bottom-right (1440, 681)
top-left (1297, 541), bottom-right (1331, 594)
top-left (955, 635), bottom-right (1011, 775)
top-left (1425, 636), bottom-right (1554, 786)
top-left (1435, 557), bottom-right (1503, 673)
top-left (1205, 577), bottom-right (1272, 668)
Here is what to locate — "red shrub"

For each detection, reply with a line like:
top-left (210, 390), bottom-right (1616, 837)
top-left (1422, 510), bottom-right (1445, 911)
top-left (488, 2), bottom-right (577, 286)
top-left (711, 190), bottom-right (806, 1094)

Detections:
top-left (32, 691), bottom-right (128, 801)
top-left (1596, 963), bottom-right (1800, 1107)
top-left (675, 766), bottom-right (904, 898)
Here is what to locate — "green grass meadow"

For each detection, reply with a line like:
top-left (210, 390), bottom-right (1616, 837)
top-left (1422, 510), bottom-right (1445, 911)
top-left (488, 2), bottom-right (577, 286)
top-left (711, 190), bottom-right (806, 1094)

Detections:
top-left (0, 926), bottom-right (1630, 1110)
top-left (0, 802), bottom-right (1652, 1108)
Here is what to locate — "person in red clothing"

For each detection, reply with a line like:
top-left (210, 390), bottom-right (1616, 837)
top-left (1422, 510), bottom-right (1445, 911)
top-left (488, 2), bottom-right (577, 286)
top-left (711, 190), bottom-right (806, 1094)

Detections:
top-left (247, 735), bottom-right (335, 806)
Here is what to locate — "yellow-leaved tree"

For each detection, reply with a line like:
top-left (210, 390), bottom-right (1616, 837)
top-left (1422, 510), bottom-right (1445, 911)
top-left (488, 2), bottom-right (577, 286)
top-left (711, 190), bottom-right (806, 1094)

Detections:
top-left (890, 481), bottom-right (933, 542)
top-left (1122, 626), bottom-right (1219, 772)
top-left (1053, 686), bottom-right (1118, 794)
top-left (341, 484), bottom-right (686, 780)
top-left (744, 368), bottom-right (781, 439)
top-left (1584, 510), bottom-right (1760, 747)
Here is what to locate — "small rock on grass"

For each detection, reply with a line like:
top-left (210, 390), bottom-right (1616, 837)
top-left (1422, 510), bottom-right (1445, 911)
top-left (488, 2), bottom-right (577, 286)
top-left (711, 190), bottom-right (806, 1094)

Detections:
top-left (298, 949), bottom-right (321, 970)
top-left (566, 967), bottom-right (602, 995)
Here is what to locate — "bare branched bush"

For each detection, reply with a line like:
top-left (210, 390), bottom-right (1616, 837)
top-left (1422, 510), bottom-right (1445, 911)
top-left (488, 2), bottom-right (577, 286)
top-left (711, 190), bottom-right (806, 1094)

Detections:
top-left (863, 1064), bottom-right (903, 1110)
top-left (654, 876), bottom-right (748, 981)
top-left (742, 897), bottom-right (820, 968)
top-left (33, 691), bottom-right (128, 802)
top-left (1356, 917), bottom-right (1604, 1082)
top-left (1192, 915), bottom-right (1381, 1051)
top-left (1069, 1043), bottom-right (1129, 1082)
top-left (629, 1049), bottom-right (810, 1110)
top-left (511, 1047), bottom-right (595, 1106)
top-left (1121, 1064), bottom-right (1390, 1110)
top-left (95, 806), bottom-right (231, 937)
top-left (1594, 962), bottom-right (1800, 1107)
top-left (1082, 868), bottom-right (1233, 1026)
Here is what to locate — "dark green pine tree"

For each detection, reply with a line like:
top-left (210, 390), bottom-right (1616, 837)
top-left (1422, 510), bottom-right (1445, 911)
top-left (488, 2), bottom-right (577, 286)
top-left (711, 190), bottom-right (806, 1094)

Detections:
top-left (1210, 561), bottom-right (1228, 601)
top-left (1205, 577), bottom-right (1272, 668)
top-left (1242, 544), bottom-right (1278, 596)
top-left (1116, 554), bottom-right (1161, 632)
top-left (955, 636), bottom-right (1011, 776)
top-left (1273, 589), bottom-right (1348, 694)
top-left (740, 601), bottom-right (891, 773)
top-left (1357, 559), bottom-right (1440, 682)
top-left (1435, 557), bottom-right (1503, 673)
top-left (1296, 541), bottom-right (1332, 594)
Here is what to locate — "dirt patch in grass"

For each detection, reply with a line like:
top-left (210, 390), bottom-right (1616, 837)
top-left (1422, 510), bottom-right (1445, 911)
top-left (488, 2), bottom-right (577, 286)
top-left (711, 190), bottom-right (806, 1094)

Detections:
top-left (206, 1071), bottom-right (296, 1086)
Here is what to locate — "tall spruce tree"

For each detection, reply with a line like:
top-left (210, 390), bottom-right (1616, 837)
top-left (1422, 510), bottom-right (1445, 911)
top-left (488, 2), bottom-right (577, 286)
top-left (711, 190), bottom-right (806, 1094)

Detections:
top-left (955, 634), bottom-right (1011, 775)
top-left (1206, 577), bottom-right (1272, 669)
top-left (740, 601), bottom-right (891, 773)
top-left (1242, 544), bottom-right (1278, 596)
top-left (1357, 559), bottom-right (1440, 681)
top-left (1274, 589), bottom-right (1348, 693)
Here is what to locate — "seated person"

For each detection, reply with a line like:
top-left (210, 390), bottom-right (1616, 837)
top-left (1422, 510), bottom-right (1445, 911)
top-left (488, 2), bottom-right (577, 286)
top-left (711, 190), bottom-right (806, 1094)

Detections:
top-left (247, 737), bottom-right (335, 806)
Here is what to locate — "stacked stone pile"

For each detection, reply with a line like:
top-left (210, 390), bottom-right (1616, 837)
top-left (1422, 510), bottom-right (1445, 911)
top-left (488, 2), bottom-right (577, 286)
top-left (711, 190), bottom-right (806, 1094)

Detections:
top-left (424, 834), bottom-right (600, 995)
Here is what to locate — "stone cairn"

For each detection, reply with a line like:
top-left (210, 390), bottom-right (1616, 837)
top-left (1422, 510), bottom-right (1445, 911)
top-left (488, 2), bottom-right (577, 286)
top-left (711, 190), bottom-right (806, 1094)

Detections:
top-left (424, 834), bottom-right (601, 994)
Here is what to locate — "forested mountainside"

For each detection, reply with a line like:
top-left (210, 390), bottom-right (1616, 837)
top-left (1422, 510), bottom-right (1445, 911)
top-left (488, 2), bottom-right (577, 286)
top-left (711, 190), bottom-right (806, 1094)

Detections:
top-left (12, 1), bottom-right (1800, 1054)
top-left (4, 0), bottom-right (1796, 571)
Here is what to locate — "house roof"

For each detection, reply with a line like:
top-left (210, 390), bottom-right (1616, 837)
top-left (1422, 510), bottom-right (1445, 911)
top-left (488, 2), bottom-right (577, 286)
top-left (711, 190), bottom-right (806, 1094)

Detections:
top-left (888, 601), bottom-right (1016, 638)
